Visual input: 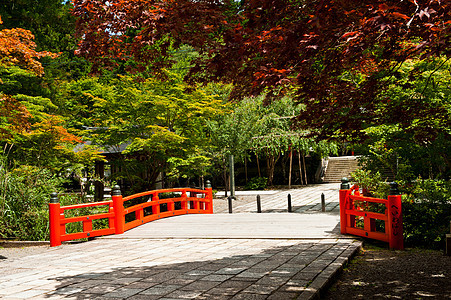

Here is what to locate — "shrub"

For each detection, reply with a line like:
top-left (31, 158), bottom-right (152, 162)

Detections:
top-left (0, 158), bottom-right (63, 241)
top-left (245, 177), bottom-right (268, 190)
top-left (401, 179), bottom-right (451, 249)
top-left (350, 169), bottom-right (389, 198)
top-left (350, 169), bottom-right (450, 250)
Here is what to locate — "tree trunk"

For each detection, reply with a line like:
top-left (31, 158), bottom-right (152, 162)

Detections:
top-left (281, 153), bottom-right (290, 184)
top-left (298, 151), bottom-right (304, 185)
top-left (266, 153), bottom-right (280, 186)
top-left (289, 149), bottom-right (293, 188)
top-left (303, 153), bottom-right (308, 185)
top-left (256, 153), bottom-right (261, 177)
top-left (245, 156), bottom-right (248, 183)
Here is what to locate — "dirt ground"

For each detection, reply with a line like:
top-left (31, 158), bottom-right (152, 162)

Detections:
top-left (323, 243), bottom-right (451, 299)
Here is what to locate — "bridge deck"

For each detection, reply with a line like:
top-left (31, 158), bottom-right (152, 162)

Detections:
top-left (103, 213), bottom-right (341, 239)
top-left (0, 183), bottom-right (362, 300)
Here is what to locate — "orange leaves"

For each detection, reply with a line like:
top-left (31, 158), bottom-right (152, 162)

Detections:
top-left (0, 25), bottom-right (58, 76)
top-left (257, 25), bottom-right (284, 42)
top-left (390, 12), bottom-right (410, 21)
top-left (358, 58), bottom-right (379, 76)
top-left (0, 95), bottom-right (32, 139)
top-left (26, 116), bottom-right (83, 145)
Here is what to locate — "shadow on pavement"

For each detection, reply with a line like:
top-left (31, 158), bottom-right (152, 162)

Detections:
top-left (44, 242), bottom-right (348, 299)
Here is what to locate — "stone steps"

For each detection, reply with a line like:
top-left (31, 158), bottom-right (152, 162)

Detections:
top-left (323, 156), bottom-right (361, 183)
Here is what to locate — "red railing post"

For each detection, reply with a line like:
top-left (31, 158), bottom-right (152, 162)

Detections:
top-left (387, 182), bottom-right (404, 250)
top-left (181, 190), bottom-right (188, 212)
top-left (153, 193), bottom-right (160, 216)
top-left (339, 177), bottom-right (350, 234)
top-left (49, 192), bottom-right (62, 247)
top-left (205, 180), bottom-right (213, 214)
top-left (112, 185), bottom-right (124, 234)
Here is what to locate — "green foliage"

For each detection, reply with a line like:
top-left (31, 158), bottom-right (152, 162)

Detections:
top-left (58, 71), bottom-right (224, 191)
top-left (402, 179), bottom-right (451, 249)
top-left (0, 154), bottom-right (63, 240)
top-left (208, 94), bottom-right (338, 186)
top-left (357, 58), bottom-right (451, 181)
top-left (0, 0), bottom-right (75, 53)
top-left (167, 154), bottom-right (211, 181)
top-left (350, 169), bottom-right (389, 198)
top-left (244, 177), bottom-right (268, 190)
top-left (351, 168), bottom-right (451, 249)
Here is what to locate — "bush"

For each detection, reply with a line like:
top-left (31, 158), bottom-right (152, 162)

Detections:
top-left (0, 159), bottom-right (63, 241)
top-left (244, 177), bottom-right (268, 190)
top-left (350, 169), bottom-right (450, 250)
top-left (350, 169), bottom-right (389, 198)
top-left (401, 179), bottom-right (451, 249)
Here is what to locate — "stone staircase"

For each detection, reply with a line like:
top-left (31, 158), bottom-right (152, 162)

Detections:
top-left (322, 156), bottom-right (361, 183)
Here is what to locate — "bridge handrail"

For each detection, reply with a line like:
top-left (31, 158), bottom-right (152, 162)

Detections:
top-left (122, 187), bottom-right (207, 202)
top-left (59, 200), bottom-right (113, 211)
top-left (339, 179), bottom-right (403, 250)
top-left (49, 182), bottom-right (213, 247)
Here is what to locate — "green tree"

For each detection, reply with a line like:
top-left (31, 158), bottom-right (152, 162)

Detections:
top-left (61, 71), bottom-right (224, 191)
top-left (356, 57), bottom-right (451, 180)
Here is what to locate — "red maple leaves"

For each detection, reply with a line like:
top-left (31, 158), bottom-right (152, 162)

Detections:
top-left (72, 0), bottom-right (450, 137)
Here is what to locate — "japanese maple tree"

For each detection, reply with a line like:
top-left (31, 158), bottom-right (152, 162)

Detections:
top-left (72, 0), bottom-right (450, 139)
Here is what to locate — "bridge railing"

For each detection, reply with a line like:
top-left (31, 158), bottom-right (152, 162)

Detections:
top-left (339, 178), bottom-right (403, 250)
top-left (49, 182), bottom-right (213, 247)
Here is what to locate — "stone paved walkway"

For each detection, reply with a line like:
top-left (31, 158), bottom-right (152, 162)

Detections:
top-left (0, 184), bottom-right (361, 300)
top-left (214, 183), bottom-right (340, 214)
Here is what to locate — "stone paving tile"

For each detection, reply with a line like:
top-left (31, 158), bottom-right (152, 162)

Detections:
top-left (255, 275), bottom-right (289, 286)
top-left (196, 293), bottom-right (233, 300)
top-left (127, 294), bottom-right (161, 300)
top-left (230, 293), bottom-right (268, 300)
top-left (234, 270), bottom-right (269, 279)
top-left (164, 289), bottom-right (203, 299)
top-left (139, 284), bottom-right (182, 296)
top-left (242, 284), bottom-right (280, 295)
top-left (180, 280), bottom-right (221, 291)
top-left (78, 283), bottom-right (122, 294)
top-left (201, 274), bottom-right (234, 282)
top-left (102, 287), bottom-right (145, 298)
top-left (50, 286), bottom-right (85, 295)
top-left (267, 291), bottom-right (299, 300)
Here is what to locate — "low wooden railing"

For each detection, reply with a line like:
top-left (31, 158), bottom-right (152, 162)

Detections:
top-left (49, 182), bottom-right (213, 247)
top-left (339, 178), bottom-right (404, 250)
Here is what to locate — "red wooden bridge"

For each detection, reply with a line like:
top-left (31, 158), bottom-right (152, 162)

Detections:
top-left (49, 182), bottom-right (213, 247)
top-left (49, 179), bottom-right (403, 250)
